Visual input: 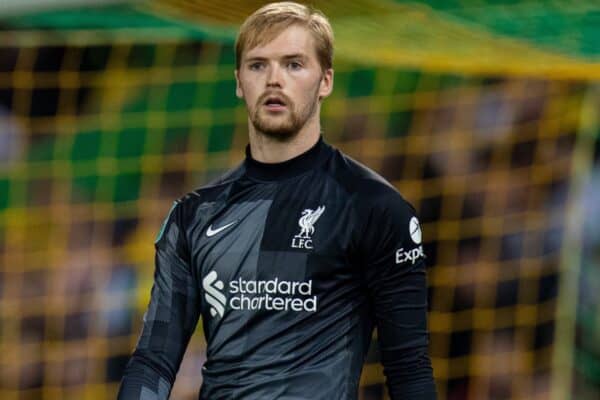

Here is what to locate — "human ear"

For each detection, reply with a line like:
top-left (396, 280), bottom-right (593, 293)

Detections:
top-left (235, 69), bottom-right (244, 99)
top-left (318, 68), bottom-right (333, 100)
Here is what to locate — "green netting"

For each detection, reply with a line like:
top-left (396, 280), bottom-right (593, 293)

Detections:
top-left (1, 3), bottom-right (236, 41)
top-left (411, 0), bottom-right (600, 59)
top-left (2, 1), bottom-right (598, 78)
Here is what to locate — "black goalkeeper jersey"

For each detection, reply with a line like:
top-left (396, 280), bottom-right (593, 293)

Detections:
top-left (118, 137), bottom-right (436, 400)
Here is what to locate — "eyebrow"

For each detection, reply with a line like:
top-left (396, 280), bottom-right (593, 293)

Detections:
top-left (244, 53), bottom-right (308, 63)
top-left (281, 53), bottom-right (308, 61)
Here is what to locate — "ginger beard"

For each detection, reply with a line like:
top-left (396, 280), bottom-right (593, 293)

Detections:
top-left (248, 77), bottom-right (322, 141)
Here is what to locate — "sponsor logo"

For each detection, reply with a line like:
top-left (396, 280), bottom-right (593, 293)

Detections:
top-left (291, 205), bottom-right (325, 250)
top-left (206, 220), bottom-right (237, 237)
top-left (202, 271), bottom-right (226, 317)
top-left (396, 216), bottom-right (425, 265)
top-left (409, 216), bottom-right (422, 244)
top-left (395, 246), bottom-right (425, 265)
top-left (203, 271), bottom-right (318, 318)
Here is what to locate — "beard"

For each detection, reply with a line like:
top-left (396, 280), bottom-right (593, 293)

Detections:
top-left (249, 85), bottom-right (320, 141)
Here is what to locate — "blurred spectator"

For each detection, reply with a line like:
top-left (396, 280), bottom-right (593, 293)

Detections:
top-left (0, 106), bottom-right (23, 167)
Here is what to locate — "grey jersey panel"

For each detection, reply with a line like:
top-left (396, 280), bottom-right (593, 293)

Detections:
top-left (193, 199), bottom-right (273, 357)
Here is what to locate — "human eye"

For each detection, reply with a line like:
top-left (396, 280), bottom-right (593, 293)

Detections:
top-left (248, 62), bottom-right (264, 71)
top-left (287, 61), bottom-right (303, 70)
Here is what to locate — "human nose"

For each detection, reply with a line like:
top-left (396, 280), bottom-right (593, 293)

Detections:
top-left (266, 64), bottom-right (283, 88)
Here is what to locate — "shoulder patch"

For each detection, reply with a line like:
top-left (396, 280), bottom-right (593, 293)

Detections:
top-left (409, 216), bottom-right (422, 244)
top-left (155, 201), bottom-right (178, 244)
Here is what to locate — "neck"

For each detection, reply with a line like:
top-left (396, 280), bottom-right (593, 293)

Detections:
top-left (248, 109), bottom-right (322, 163)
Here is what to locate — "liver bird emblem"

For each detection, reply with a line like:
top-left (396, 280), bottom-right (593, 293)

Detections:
top-left (296, 205), bottom-right (326, 239)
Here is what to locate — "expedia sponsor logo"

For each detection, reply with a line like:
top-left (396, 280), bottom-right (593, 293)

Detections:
top-left (395, 246), bottom-right (425, 265)
top-left (395, 216), bottom-right (425, 265)
top-left (203, 271), bottom-right (318, 318)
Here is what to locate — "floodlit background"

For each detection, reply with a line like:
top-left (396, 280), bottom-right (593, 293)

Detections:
top-left (0, 0), bottom-right (599, 399)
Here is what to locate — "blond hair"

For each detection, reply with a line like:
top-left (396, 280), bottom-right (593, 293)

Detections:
top-left (235, 2), bottom-right (334, 71)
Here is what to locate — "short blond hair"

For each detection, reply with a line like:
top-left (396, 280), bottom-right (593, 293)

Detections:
top-left (235, 2), bottom-right (334, 71)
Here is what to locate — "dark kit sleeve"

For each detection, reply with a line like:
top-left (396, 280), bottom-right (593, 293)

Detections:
top-left (359, 192), bottom-right (437, 399)
top-left (118, 201), bottom-right (201, 399)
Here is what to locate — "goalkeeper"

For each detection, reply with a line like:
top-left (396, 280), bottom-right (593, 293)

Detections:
top-left (118, 2), bottom-right (436, 399)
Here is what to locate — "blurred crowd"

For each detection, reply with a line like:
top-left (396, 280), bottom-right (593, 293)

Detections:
top-left (1, 43), bottom-right (599, 400)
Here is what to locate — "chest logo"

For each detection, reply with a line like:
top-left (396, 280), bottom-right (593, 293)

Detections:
top-left (203, 271), bottom-right (226, 317)
top-left (206, 220), bottom-right (237, 237)
top-left (291, 205), bottom-right (325, 250)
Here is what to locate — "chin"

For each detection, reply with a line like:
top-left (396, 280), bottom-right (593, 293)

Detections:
top-left (252, 116), bottom-right (301, 141)
top-left (257, 126), bottom-right (299, 141)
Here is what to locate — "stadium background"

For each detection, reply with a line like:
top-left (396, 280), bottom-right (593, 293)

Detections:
top-left (0, 0), bottom-right (598, 399)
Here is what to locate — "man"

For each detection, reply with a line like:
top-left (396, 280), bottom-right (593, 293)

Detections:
top-left (118, 2), bottom-right (436, 399)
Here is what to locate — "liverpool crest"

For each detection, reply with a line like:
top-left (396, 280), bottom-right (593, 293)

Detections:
top-left (291, 205), bottom-right (325, 250)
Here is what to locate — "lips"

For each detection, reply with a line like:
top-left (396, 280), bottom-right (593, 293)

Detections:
top-left (261, 94), bottom-right (288, 112)
top-left (265, 96), bottom-right (286, 106)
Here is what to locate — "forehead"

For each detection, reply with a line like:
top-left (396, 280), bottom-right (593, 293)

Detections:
top-left (243, 25), bottom-right (317, 61)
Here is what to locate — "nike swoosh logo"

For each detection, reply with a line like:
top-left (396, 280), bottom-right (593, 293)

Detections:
top-left (206, 221), bottom-right (237, 237)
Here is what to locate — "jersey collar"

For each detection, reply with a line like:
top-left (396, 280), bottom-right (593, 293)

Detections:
top-left (244, 135), bottom-right (332, 181)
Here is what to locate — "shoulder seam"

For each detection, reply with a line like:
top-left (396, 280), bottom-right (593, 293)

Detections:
top-left (322, 151), bottom-right (397, 199)
top-left (192, 174), bottom-right (242, 195)
top-left (176, 170), bottom-right (245, 205)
